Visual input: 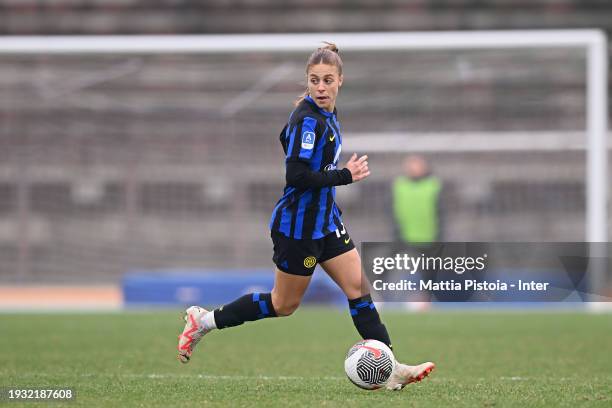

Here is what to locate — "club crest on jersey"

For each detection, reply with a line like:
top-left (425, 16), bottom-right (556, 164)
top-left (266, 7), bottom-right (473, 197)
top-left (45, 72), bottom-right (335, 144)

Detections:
top-left (301, 131), bottom-right (315, 150)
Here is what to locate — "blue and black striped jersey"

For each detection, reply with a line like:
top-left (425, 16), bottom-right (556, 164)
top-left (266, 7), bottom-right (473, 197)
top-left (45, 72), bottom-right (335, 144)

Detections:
top-left (269, 96), bottom-right (349, 239)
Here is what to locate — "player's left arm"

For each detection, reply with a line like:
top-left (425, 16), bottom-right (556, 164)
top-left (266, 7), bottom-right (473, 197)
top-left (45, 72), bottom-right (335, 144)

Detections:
top-left (286, 160), bottom-right (352, 189)
top-left (285, 115), bottom-right (354, 189)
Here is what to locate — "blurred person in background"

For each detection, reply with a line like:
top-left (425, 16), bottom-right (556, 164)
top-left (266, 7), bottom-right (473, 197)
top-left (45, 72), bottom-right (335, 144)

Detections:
top-left (392, 154), bottom-right (444, 245)
top-left (390, 155), bottom-right (444, 307)
top-left (177, 42), bottom-right (434, 391)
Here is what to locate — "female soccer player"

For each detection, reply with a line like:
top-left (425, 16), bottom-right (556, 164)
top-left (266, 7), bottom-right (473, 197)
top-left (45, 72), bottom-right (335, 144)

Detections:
top-left (177, 42), bottom-right (434, 390)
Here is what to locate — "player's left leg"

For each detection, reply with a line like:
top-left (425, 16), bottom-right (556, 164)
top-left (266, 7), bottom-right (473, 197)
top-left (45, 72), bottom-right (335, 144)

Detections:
top-left (320, 236), bottom-right (434, 390)
top-left (319, 247), bottom-right (392, 348)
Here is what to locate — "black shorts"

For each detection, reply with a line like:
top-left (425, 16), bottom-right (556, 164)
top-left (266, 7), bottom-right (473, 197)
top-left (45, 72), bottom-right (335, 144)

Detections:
top-left (271, 227), bottom-right (356, 276)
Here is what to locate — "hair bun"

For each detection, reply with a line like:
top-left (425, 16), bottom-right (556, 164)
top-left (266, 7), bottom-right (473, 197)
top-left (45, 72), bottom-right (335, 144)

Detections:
top-left (320, 41), bottom-right (339, 54)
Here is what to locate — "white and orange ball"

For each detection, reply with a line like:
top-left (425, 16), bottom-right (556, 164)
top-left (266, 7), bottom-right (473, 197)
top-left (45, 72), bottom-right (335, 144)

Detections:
top-left (344, 339), bottom-right (396, 390)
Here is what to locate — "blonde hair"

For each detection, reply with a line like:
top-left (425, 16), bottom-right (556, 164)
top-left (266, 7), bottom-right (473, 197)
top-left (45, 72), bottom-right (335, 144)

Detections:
top-left (295, 41), bottom-right (343, 106)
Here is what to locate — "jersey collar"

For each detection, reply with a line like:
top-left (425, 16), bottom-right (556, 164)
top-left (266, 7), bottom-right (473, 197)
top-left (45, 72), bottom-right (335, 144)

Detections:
top-left (304, 95), bottom-right (337, 118)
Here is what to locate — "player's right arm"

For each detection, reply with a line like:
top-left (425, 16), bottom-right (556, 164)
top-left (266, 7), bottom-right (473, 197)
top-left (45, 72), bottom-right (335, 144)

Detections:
top-left (283, 116), bottom-right (368, 189)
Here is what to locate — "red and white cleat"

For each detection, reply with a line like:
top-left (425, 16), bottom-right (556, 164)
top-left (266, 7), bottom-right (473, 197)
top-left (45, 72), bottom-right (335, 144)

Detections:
top-left (385, 361), bottom-right (435, 391)
top-left (177, 306), bottom-right (210, 364)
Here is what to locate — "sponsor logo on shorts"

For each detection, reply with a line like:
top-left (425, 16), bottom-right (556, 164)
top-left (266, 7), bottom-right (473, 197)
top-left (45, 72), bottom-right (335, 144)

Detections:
top-left (303, 256), bottom-right (317, 268)
top-left (344, 238), bottom-right (351, 244)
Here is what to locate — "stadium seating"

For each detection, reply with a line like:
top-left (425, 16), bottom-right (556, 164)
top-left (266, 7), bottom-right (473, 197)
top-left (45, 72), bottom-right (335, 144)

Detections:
top-left (0, 0), bottom-right (608, 281)
top-left (0, 1), bottom-right (611, 36)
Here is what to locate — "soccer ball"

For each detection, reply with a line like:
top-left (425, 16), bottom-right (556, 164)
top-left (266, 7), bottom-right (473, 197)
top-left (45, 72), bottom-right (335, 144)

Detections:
top-left (344, 339), bottom-right (396, 390)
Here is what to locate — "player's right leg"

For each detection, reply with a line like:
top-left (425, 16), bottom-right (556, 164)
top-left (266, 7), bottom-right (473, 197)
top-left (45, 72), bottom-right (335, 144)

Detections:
top-left (177, 305), bottom-right (211, 363)
top-left (177, 268), bottom-right (311, 363)
top-left (177, 230), bottom-right (317, 363)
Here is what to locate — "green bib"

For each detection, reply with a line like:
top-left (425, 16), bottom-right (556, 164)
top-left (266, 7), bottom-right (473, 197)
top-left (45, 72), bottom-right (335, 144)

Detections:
top-left (392, 176), bottom-right (441, 243)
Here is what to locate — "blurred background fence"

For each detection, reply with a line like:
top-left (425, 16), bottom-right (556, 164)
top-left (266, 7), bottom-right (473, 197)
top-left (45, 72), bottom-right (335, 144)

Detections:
top-left (1, 0), bottom-right (612, 35)
top-left (0, 43), bottom-right (607, 283)
top-left (0, 1), bottom-right (610, 287)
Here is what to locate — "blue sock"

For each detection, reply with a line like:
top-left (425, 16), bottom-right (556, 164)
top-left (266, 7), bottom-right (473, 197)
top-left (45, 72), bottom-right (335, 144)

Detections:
top-left (348, 294), bottom-right (392, 350)
top-left (213, 293), bottom-right (277, 329)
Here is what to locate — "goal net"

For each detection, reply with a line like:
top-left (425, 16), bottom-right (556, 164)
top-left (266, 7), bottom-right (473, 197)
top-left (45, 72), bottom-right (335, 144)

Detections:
top-left (0, 31), bottom-right (607, 282)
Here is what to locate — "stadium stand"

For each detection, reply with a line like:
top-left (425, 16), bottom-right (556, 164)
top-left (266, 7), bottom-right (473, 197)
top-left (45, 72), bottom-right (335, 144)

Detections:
top-left (0, 1), bottom-right (609, 282)
top-left (0, 1), bottom-right (611, 35)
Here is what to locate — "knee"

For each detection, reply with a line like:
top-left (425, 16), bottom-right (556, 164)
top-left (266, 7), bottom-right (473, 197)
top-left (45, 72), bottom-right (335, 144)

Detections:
top-left (271, 297), bottom-right (300, 317)
top-left (345, 285), bottom-right (364, 301)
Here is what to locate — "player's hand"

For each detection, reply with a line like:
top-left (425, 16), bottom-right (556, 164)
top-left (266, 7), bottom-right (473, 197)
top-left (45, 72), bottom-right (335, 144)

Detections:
top-left (344, 153), bottom-right (370, 182)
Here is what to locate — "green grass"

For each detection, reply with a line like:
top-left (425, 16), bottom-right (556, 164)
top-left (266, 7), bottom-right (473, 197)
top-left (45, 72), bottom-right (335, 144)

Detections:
top-left (1, 309), bottom-right (611, 407)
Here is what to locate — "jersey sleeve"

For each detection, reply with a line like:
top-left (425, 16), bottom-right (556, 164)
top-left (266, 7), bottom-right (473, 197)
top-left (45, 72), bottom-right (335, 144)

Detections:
top-left (284, 116), bottom-right (320, 163)
top-left (286, 161), bottom-right (353, 189)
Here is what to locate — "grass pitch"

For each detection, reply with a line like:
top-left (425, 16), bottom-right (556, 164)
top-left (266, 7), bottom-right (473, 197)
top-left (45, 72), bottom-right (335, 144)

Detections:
top-left (1, 308), bottom-right (611, 407)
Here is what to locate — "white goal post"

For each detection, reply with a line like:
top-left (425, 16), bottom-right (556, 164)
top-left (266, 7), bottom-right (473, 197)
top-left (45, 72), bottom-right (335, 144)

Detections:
top-left (0, 30), bottom-right (606, 243)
